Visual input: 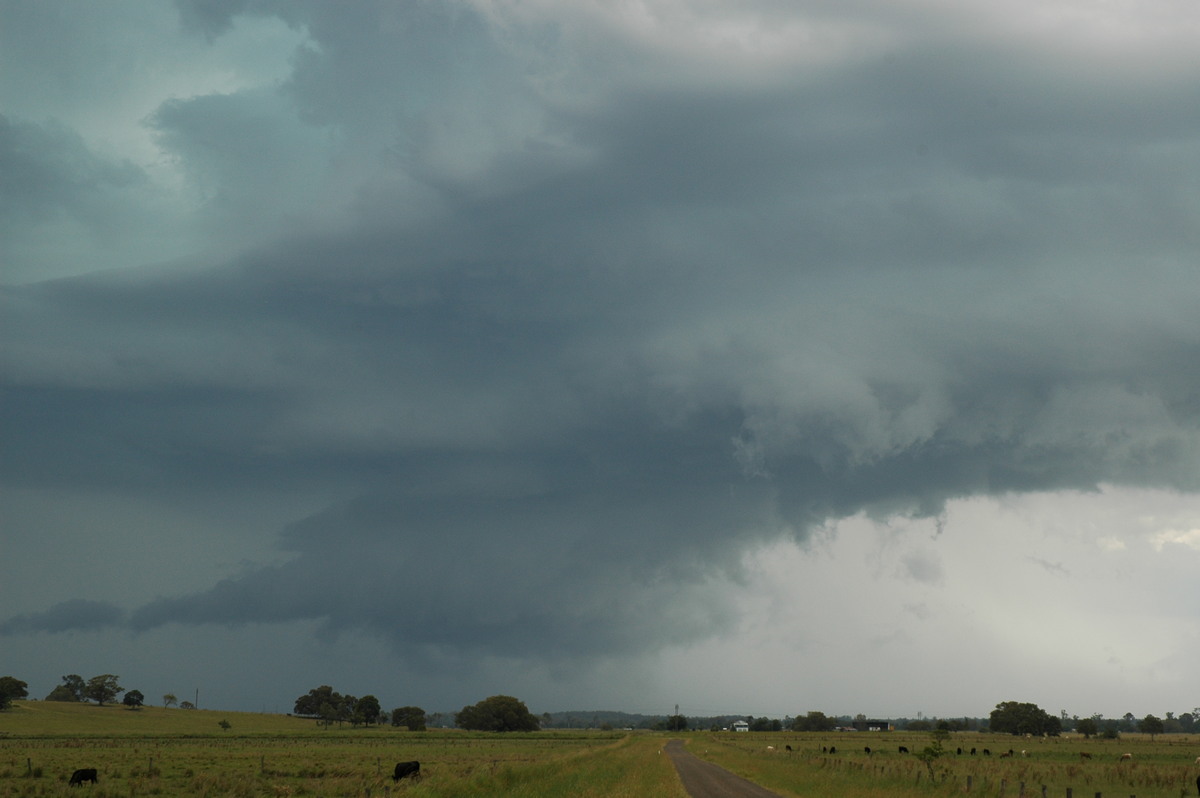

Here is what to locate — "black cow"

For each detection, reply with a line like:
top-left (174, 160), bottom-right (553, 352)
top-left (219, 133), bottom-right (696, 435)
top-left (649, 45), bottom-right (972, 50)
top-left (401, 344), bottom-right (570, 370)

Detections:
top-left (69, 768), bottom-right (98, 786)
top-left (392, 761), bottom-right (420, 782)
top-left (899, 746), bottom-right (909, 754)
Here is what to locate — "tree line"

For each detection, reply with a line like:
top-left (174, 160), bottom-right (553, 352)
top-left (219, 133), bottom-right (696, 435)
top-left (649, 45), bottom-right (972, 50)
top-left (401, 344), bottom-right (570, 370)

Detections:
top-left (291, 686), bottom-right (540, 733)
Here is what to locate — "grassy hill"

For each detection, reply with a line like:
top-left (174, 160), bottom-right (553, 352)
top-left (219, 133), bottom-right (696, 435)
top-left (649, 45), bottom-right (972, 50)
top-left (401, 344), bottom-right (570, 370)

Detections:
top-left (0, 700), bottom-right (330, 737)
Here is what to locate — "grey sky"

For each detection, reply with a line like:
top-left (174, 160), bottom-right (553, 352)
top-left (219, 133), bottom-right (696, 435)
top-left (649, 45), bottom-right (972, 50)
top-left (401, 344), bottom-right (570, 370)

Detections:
top-left (2, 0), bottom-right (1198, 719)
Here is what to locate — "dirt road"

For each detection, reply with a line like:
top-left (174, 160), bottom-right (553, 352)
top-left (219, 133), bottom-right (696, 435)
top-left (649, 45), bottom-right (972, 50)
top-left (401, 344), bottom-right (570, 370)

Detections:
top-left (664, 740), bottom-right (784, 798)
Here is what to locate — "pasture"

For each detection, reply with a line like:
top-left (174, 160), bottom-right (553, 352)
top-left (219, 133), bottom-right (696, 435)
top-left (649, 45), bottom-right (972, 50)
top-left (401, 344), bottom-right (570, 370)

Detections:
top-left (689, 731), bottom-right (1200, 798)
top-left (0, 702), bottom-right (685, 797)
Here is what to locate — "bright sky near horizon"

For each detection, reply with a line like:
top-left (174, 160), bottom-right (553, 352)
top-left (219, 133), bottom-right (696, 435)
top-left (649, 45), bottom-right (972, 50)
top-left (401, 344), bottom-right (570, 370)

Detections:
top-left (2, 0), bottom-right (1198, 721)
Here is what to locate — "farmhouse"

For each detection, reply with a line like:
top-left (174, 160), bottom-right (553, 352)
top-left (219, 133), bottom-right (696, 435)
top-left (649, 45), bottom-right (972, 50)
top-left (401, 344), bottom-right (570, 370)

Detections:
top-left (732, 720), bottom-right (750, 732)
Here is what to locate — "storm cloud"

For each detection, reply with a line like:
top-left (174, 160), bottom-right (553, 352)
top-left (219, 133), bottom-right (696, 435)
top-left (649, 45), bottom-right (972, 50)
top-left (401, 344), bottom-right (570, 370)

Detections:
top-left (2, 0), bottom-right (1198, 715)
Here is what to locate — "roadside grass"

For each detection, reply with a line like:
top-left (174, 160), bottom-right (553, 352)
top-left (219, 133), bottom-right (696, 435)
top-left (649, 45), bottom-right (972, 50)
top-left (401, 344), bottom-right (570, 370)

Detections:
top-left (0, 701), bottom-right (686, 797)
top-left (686, 731), bottom-right (1200, 798)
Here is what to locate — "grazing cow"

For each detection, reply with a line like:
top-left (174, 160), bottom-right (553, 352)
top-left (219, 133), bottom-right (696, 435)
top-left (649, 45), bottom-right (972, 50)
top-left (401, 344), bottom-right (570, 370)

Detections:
top-left (1079, 752), bottom-right (1092, 761)
top-left (766, 746), bottom-right (775, 752)
top-left (982, 749), bottom-right (991, 756)
top-left (956, 747), bottom-right (962, 755)
top-left (785, 745), bottom-right (792, 752)
top-left (970, 748), bottom-right (977, 755)
top-left (1119, 753), bottom-right (1132, 762)
top-left (899, 746), bottom-right (909, 754)
top-left (69, 768), bottom-right (98, 786)
top-left (999, 751), bottom-right (1012, 759)
top-left (828, 746), bottom-right (837, 754)
top-left (1194, 756), bottom-right (1200, 765)
top-left (864, 746), bottom-right (872, 755)
top-left (392, 761), bottom-right (421, 782)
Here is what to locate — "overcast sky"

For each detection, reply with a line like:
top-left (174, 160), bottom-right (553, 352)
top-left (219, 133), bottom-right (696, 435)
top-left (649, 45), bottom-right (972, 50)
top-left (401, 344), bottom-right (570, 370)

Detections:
top-left (2, 0), bottom-right (1198, 721)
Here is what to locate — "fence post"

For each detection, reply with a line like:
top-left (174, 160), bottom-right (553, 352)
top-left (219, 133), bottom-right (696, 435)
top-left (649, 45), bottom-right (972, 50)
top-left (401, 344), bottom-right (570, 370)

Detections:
top-left (1065, 789), bottom-right (1072, 798)
top-left (967, 775), bottom-right (973, 792)
top-left (1020, 781), bottom-right (1026, 797)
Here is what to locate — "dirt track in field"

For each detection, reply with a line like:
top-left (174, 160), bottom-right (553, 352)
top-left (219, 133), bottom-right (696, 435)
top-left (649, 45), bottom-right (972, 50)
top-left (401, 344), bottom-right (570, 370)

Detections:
top-left (664, 739), bottom-right (784, 798)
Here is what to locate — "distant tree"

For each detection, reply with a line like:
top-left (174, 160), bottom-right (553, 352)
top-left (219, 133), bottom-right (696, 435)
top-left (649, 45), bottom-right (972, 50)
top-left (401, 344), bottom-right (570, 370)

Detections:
top-left (123, 690), bottom-right (145, 709)
top-left (83, 674), bottom-right (124, 707)
top-left (46, 674), bottom-right (85, 702)
top-left (391, 706), bottom-right (427, 731)
top-left (791, 711), bottom-right (836, 732)
top-left (989, 701), bottom-right (1061, 737)
top-left (666, 714), bottom-right (688, 732)
top-left (318, 701), bottom-right (337, 729)
top-left (1178, 712), bottom-right (1195, 733)
top-left (295, 685), bottom-right (352, 719)
top-left (355, 695), bottom-right (382, 726)
top-left (455, 695), bottom-right (540, 732)
top-left (163, 693), bottom-right (177, 708)
top-left (1075, 717), bottom-right (1098, 738)
top-left (0, 676), bottom-right (29, 710)
top-left (750, 716), bottom-right (781, 732)
top-left (179, 700), bottom-right (196, 710)
top-left (218, 719), bottom-right (231, 731)
top-left (1138, 714), bottom-right (1164, 740)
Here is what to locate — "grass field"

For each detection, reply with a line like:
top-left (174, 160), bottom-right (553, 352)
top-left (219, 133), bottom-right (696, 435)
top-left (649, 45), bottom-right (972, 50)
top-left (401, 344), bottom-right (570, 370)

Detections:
top-left (0, 701), bottom-right (686, 797)
top-left (685, 730), bottom-right (1200, 798)
top-left (3, 703), bottom-right (1197, 797)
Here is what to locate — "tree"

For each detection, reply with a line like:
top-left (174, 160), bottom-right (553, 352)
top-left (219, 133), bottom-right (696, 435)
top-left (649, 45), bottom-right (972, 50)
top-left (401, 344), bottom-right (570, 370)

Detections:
top-left (1138, 714), bottom-right (1164, 740)
top-left (989, 701), bottom-right (1061, 737)
top-left (916, 728), bottom-right (950, 781)
top-left (392, 706), bottom-right (428, 731)
top-left (0, 676), bottom-right (28, 710)
top-left (1075, 717), bottom-right (1098, 738)
top-left (83, 674), bottom-right (124, 707)
top-left (791, 711), bottom-right (836, 732)
top-left (123, 690), bottom-right (145, 709)
top-left (666, 714), bottom-right (688, 732)
top-left (295, 685), bottom-right (351, 719)
top-left (163, 693), bottom-right (178, 708)
top-left (179, 700), bottom-right (196, 710)
top-left (355, 695), bottom-right (382, 726)
top-left (455, 695), bottom-right (540, 732)
top-left (46, 674), bottom-right (85, 702)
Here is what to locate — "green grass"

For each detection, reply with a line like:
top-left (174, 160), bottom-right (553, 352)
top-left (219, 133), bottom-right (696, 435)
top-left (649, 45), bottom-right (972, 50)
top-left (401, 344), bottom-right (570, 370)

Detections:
top-left (4, 705), bottom-right (1195, 798)
top-left (0, 702), bottom-right (687, 797)
top-left (0, 700), bottom-right (315, 737)
top-left (684, 731), bottom-right (1200, 798)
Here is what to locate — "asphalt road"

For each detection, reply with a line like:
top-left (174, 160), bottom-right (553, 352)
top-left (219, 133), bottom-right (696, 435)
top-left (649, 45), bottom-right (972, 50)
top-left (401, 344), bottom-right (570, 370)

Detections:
top-left (664, 740), bottom-right (784, 798)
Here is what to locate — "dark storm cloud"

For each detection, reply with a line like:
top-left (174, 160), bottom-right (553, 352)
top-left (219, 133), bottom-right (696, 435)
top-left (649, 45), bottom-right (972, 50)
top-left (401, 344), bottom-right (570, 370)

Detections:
top-left (0, 115), bottom-right (147, 235)
top-left (3, 0), bottom-right (1199, 674)
top-left (0, 599), bottom-right (126, 635)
